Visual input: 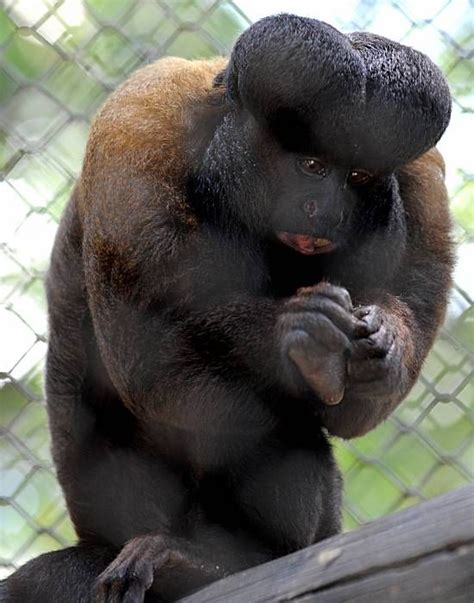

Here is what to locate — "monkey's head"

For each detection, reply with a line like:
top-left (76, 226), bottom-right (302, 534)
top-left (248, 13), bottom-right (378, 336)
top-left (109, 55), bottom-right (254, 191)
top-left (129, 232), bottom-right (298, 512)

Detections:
top-left (194, 14), bottom-right (450, 272)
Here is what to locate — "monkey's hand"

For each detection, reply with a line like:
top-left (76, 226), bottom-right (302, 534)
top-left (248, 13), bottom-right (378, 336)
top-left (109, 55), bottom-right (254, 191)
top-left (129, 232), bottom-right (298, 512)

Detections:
top-left (95, 533), bottom-right (225, 603)
top-left (314, 298), bottom-right (418, 439)
top-left (347, 305), bottom-right (404, 397)
top-left (278, 282), bottom-right (359, 405)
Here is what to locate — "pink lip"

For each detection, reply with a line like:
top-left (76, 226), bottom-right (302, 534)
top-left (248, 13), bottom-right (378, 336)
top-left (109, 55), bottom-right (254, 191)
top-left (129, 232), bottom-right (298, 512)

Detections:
top-left (276, 232), bottom-right (338, 255)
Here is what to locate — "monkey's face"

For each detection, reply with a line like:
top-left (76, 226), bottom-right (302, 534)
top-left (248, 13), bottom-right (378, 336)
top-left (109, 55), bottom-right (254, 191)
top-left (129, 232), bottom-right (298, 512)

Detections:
top-left (254, 142), bottom-right (407, 288)
top-left (267, 152), bottom-right (375, 255)
top-left (195, 113), bottom-right (404, 263)
top-left (253, 136), bottom-right (403, 261)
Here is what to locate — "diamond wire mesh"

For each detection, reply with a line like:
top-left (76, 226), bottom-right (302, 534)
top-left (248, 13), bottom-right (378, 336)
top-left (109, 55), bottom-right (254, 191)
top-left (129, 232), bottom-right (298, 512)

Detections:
top-left (0, 0), bottom-right (472, 578)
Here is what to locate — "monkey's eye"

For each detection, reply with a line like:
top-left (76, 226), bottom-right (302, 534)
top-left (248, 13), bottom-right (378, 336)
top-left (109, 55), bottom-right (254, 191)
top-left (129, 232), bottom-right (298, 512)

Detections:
top-left (347, 169), bottom-right (372, 186)
top-left (297, 158), bottom-right (328, 178)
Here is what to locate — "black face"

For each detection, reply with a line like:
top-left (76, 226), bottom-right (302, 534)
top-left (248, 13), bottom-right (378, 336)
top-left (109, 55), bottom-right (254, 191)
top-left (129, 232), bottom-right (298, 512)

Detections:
top-left (250, 138), bottom-right (408, 292)
top-left (193, 111), bottom-right (403, 267)
top-left (267, 152), bottom-right (376, 256)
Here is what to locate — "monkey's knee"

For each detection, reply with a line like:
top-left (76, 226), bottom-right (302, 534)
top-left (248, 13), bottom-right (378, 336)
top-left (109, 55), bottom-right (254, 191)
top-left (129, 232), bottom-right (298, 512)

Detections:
top-left (236, 445), bottom-right (341, 553)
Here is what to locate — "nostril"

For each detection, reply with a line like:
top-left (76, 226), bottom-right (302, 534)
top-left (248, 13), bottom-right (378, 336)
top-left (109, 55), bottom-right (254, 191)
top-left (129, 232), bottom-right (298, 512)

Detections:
top-left (302, 200), bottom-right (317, 218)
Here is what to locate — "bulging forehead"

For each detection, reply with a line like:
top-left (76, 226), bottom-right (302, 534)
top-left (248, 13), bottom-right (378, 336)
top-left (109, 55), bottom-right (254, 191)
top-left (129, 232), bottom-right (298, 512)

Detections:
top-left (226, 14), bottom-right (451, 172)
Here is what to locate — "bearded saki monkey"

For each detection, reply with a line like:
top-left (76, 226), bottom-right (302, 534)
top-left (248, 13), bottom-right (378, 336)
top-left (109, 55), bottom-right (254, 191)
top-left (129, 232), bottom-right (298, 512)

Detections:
top-left (2, 13), bottom-right (453, 603)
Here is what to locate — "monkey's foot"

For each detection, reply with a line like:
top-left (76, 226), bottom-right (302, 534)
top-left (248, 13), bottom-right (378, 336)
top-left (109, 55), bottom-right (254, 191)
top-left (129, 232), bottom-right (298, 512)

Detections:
top-left (95, 533), bottom-right (223, 603)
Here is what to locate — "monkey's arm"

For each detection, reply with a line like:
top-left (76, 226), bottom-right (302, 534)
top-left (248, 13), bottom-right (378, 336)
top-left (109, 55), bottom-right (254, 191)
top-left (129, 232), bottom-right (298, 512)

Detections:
top-left (315, 149), bottom-right (454, 438)
top-left (82, 187), bottom-right (365, 428)
top-left (80, 186), bottom-right (284, 420)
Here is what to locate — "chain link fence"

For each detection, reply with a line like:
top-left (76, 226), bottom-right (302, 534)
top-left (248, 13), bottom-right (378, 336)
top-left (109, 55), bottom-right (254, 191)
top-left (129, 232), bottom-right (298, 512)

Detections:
top-left (0, 0), bottom-right (473, 578)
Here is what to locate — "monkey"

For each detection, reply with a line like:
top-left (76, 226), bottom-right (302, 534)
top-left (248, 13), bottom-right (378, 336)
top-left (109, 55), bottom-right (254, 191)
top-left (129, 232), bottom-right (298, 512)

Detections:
top-left (1, 14), bottom-right (453, 603)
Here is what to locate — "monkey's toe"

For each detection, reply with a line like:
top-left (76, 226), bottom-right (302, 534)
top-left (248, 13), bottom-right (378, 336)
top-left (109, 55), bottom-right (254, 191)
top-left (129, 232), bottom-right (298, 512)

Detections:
top-left (95, 535), bottom-right (169, 603)
top-left (96, 557), bottom-right (154, 603)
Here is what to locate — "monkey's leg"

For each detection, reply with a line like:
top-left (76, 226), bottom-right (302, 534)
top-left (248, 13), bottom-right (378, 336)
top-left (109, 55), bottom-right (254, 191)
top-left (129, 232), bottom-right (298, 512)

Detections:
top-left (234, 441), bottom-right (342, 554)
top-left (0, 544), bottom-right (116, 603)
top-left (54, 415), bottom-right (270, 602)
top-left (95, 528), bottom-right (267, 603)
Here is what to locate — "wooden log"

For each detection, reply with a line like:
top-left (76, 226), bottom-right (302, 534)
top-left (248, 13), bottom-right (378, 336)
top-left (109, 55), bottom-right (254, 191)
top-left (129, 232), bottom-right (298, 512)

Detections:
top-left (182, 485), bottom-right (474, 603)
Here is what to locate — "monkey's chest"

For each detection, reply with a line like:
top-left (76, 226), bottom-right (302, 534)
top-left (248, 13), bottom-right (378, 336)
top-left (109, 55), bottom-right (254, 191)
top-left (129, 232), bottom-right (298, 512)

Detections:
top-left (266, 242), bottom-right (328, 296)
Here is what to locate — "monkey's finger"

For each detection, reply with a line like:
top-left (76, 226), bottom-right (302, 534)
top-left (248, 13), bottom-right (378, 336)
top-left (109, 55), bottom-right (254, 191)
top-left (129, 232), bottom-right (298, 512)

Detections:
top-left (122, 580), bottom-right (147, 603)
top-left (94, 579), bottom-right (122, 603)
top-left (299, 282), bottom-right (353, 312)
top-left (295, 297), bottom-right (356, 337)
top-left (353, 305), bottom-right (384, 337)
top-left (352, 325), bottom-right (395, 359)
top-left (288, 334), bottom-right (346, 406)
top-left (281, 312), bottom-right (352, 354)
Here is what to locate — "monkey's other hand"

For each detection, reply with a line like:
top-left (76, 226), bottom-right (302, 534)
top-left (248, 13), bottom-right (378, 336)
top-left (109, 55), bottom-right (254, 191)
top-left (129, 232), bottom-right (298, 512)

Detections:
top-left (348, 305), bottom-right (404, 397)
top-left (95, 533), bottom-right (224, 603)
top-left (278, 282), bottom-right (360, 405)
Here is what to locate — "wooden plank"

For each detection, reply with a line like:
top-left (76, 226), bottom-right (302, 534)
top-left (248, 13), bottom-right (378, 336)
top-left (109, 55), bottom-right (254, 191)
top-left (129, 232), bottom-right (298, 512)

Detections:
top-left (182, 485), bottom-right (474, 603)
top-left (299, 543), bottom-right (474, 602)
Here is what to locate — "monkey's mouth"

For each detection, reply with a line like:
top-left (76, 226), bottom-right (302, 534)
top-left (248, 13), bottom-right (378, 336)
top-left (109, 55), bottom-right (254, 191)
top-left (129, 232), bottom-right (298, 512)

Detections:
top-left (276, 232), bottom-right (337, 255)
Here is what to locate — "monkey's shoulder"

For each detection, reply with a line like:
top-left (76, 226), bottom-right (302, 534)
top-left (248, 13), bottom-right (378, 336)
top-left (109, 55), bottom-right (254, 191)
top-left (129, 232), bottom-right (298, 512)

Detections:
top-left (77, 57), bottom-right (227, 226)
top-left (82, 57), bottom-right (227, 180)
top-left (398, 148), bottom-right (453, 260)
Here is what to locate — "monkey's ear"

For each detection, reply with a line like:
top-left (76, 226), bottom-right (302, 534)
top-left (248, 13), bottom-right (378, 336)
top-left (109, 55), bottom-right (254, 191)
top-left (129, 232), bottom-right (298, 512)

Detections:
top-left (225, 14), bottom-right (451, 170)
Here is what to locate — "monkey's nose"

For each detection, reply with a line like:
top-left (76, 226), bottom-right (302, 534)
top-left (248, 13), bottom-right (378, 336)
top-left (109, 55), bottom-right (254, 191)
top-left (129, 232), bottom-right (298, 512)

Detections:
top-left (302, 200), bottom-right (318, 218)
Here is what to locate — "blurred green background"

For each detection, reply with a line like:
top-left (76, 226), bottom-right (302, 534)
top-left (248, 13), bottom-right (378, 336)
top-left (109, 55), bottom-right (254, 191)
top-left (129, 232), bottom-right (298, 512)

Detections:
top-left (0, 0), bottom-right (473, 577)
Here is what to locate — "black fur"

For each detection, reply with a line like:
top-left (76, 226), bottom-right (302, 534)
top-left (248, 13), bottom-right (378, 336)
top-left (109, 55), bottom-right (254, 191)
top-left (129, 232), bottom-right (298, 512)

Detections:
top-left (226, 14), bottom-right (451, 169)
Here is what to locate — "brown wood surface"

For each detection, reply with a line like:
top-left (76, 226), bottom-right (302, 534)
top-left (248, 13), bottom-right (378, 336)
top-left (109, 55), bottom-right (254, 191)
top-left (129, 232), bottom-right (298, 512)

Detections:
top-left (182, 484), bottom-right (474, 603)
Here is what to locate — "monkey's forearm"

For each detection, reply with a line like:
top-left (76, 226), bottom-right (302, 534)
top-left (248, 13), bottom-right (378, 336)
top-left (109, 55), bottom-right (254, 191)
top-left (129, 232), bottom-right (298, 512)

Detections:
top-left (88, 295), bottom-right (287, 412)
